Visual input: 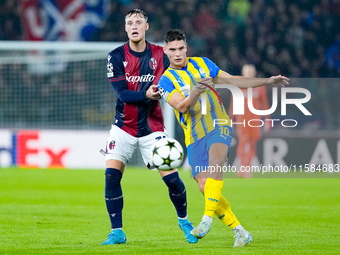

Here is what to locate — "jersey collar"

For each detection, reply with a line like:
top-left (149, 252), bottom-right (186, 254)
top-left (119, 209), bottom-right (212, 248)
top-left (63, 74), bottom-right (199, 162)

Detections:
top-left (127, 41), bottom-right (149, 57)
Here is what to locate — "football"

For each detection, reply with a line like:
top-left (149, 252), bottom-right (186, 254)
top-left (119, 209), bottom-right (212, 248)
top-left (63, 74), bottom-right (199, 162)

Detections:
top-left (151, 138), bottom-right (184, 170)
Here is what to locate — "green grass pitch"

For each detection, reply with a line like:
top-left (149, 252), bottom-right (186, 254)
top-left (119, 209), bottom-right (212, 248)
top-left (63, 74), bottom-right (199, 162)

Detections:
top-left (0, 167), bottom-right (339, 255)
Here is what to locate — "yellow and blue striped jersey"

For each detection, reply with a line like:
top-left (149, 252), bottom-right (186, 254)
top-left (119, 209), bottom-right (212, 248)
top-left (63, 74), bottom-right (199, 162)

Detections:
top-left (158, 57), bottom-right (230, 147)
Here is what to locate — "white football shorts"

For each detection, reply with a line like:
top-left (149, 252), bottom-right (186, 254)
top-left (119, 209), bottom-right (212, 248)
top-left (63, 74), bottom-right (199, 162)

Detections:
top-left (105, 125), bottom-right (168, 168)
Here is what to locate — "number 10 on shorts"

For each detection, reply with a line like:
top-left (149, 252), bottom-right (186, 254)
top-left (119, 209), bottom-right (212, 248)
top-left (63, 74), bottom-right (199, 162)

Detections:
top-left (219, 126), bottom-right (230, 136)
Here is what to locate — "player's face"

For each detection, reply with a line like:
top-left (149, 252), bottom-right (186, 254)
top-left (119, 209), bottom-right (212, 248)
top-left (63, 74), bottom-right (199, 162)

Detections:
top-left (125, 14), bottom-right (149, 43)
top-left (164, 40), bottom-right (187, 69)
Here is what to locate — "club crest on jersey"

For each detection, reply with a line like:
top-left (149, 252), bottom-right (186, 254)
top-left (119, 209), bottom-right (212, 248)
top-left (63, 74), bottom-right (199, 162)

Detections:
top-left (108, 140), bottom-right (116, 150)
top-left (199, 68), bottom-right (206, 77)
top-left (149, 58), bottom-right (157, 70)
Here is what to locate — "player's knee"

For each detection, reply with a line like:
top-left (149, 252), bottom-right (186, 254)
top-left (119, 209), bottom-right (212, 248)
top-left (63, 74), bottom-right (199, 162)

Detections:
top-left (209, 152), bottom-right (227, 168)
top-left (106, 159), bottom-right (125, 170)
top-left (162, 171), bottom-right (185, 194)
top-left (105, 174), bottom-right (120, 189)
top-left (105, 168), bottom-right (122, 196)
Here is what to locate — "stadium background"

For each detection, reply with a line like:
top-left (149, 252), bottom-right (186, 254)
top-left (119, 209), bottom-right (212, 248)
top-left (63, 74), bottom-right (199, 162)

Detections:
top-left (2, 0), bottom-right (340, 78)
top-left (0, 1), bottom-right (340, 254)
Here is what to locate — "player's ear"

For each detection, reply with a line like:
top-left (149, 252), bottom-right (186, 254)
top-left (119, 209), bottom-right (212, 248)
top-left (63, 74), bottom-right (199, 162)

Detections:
top-left (145, 22), bottom-right (149, 31)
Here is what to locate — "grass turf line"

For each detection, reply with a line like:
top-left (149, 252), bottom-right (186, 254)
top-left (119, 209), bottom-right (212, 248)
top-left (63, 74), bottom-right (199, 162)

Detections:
top-left (0, 167), bottom-right (339, 254)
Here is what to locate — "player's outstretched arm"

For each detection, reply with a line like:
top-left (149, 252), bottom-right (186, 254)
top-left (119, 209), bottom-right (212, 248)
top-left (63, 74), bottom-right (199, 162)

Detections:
top-left (213, 71), bottom-right (289, 88)
top-left (266, 75), bottom-right (290, 86)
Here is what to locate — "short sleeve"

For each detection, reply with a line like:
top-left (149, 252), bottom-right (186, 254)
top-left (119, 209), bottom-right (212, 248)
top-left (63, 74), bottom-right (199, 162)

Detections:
top-left (202, 57), bottom-right (221, 79)
top-left (158, 74), bottom-right (176, 103)
top-left (107, 50), bottom-right (125, 82)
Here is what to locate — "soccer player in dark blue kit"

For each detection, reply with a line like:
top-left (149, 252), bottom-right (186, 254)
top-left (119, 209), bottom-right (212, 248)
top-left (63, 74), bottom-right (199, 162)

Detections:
top-left (101, 9), bottom-right (197, 245)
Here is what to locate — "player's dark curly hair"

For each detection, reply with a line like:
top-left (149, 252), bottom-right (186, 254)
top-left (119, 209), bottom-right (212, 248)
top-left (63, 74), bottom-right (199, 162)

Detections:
top-left (164, 29), bottom-right (186, 44)
top-left (125, 9), bottom-right (148, 21)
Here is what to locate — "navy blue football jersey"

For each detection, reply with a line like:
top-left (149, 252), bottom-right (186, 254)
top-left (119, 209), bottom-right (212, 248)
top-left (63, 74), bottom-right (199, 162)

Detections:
top-left (107, 42), bottom-right (170, 137)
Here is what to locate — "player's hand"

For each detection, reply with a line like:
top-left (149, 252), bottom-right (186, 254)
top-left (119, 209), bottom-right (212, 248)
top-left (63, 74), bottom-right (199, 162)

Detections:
top-left (146, 85), bottom-right (161, 100)
top-left (267, 75), bottom-right (290, 86)
top-left (196, 77), bottom-right (213, 93)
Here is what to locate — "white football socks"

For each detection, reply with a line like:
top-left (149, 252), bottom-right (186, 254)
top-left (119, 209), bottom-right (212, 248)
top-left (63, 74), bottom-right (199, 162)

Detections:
top-left (202, 215), bottom-right (213, 224)
top-left (233, 225), bottom-right (245, 233)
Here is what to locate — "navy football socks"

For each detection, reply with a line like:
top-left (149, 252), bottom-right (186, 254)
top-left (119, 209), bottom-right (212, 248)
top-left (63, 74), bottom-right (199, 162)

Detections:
top-left (105, 168), bottom-right (123, 229)
top-left (162, 172), bottom-right (187, 218)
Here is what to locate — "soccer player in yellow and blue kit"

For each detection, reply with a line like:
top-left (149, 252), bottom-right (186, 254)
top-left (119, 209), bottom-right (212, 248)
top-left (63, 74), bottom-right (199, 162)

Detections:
top-left (158, 29), bottom-right (289, 247)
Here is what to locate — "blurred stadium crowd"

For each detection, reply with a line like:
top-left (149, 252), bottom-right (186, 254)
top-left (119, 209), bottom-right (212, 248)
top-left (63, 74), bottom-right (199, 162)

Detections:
top-left (0, 0), bottom-right (339, 130)
top-left (101, 0), bottom-right (340, 79)
top-left (2, 0), bottom-right (340, 77)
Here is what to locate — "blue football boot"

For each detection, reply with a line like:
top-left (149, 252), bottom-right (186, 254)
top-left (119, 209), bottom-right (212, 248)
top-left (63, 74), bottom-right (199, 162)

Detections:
top-left (178, 218), bottom-right (198, 243)
top-left (101, 229), bottom-right (126, 245)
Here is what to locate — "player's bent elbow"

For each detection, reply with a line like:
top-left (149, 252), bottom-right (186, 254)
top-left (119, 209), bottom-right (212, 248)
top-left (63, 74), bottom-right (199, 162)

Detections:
top-left (169, 97), bottom-right (190, 114)
top-left (178, 105), bottom-right (190, 114)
